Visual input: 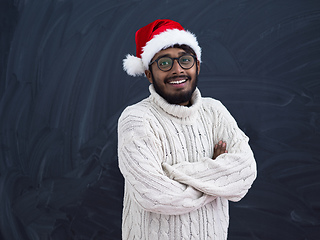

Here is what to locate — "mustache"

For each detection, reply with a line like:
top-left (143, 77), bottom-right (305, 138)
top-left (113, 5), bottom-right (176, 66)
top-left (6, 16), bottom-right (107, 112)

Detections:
top-left (165, 75), bottom-right (191, 83)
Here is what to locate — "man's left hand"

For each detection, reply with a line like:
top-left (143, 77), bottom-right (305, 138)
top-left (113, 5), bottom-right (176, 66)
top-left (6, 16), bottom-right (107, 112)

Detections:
top-left (213, 140), bottom-right (227, 160)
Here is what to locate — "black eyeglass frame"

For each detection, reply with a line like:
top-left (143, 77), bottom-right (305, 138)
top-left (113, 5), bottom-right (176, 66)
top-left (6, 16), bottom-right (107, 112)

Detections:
top-left (149, 54), bottom-right (197, 72)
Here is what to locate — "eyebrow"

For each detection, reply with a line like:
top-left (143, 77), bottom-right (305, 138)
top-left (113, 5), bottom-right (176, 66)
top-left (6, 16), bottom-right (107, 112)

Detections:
top-left (157, 51), bottom-right (187, 59)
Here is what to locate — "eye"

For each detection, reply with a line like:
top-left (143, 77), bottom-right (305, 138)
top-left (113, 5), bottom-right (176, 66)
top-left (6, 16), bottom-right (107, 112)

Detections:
top-left (159, 61), bottom-right (170, 66)
top-left (181, 57), bottom-right (191, 62)
top-left (179, 55), bottom-right (194, 66)
top-left (158, 58), bottom-right (172, 67)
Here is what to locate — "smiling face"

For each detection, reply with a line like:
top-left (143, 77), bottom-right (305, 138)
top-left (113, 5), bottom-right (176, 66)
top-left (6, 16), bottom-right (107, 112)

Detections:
top-left (145, 47), bottom-right (200, 106)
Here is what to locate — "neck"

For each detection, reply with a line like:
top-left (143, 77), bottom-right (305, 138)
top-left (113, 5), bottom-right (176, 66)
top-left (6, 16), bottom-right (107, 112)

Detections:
top-left (179, 101), bottom-right (192, 107)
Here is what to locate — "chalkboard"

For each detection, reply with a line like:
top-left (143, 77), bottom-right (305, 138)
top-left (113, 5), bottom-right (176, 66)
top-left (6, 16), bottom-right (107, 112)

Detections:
top-left (1, 0), bottom-right (319, 239)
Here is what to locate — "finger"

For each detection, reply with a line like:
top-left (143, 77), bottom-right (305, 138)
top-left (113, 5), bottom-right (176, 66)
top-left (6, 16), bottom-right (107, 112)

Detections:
top-left (218, 145), bottom-right (225, 155)
top-left (213, 141), bottom-right (227, 159)
top-left (221, 141), bottom-right (227, 152)
top-left (217, 141), bottom-right (223, 152)
top-left (218, 142), bottom-right (227, 155)
top-left (213, 144), bottom-right (219, 159)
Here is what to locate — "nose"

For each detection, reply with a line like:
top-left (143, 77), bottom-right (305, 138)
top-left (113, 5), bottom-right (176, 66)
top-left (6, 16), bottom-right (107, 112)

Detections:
top-left (171, 59), bottom-right (184, 73)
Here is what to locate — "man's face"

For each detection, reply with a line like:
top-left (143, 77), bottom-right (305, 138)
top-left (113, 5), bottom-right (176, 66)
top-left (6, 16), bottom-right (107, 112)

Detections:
top-left (145, 47), bottom-right (200, 106)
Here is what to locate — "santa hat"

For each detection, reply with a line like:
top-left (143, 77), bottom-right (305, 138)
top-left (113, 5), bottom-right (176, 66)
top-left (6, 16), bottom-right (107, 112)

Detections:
top-left (123, 19), bottom-right (201, 77)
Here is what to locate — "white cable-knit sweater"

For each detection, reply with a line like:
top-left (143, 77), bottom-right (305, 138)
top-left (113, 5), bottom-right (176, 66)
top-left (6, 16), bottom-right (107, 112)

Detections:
top-left (118, 85), bottom-right (257, 240)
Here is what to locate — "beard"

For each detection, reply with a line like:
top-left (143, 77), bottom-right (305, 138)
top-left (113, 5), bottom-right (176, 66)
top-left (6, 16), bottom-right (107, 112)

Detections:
top-left (151, 72), bottom-right (198, 105)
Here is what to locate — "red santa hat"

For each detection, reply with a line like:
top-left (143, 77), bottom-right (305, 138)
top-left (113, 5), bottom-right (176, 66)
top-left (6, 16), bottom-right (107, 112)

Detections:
top-left (123, 19), bottom-right (202, 76)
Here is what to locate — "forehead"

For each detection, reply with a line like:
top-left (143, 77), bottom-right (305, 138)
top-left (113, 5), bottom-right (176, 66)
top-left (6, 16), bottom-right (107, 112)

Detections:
top-left (152, 47), bottom-right (186, 60)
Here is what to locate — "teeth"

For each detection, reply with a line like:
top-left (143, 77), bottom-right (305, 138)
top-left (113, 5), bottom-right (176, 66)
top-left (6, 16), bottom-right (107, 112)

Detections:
top-left (169, 79), bottom-right (187, 84)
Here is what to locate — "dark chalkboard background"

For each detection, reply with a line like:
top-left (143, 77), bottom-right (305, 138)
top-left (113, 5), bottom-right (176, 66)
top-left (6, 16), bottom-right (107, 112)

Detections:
top-left (1, 0), bottom-right (320, 239)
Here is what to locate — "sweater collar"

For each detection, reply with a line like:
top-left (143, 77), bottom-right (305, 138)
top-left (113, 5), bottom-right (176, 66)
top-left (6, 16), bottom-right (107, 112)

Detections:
top-left (149, 84), bottom-right (202, 120)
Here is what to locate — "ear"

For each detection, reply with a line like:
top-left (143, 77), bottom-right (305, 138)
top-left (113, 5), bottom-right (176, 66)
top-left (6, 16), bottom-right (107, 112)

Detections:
top-left (197, 60), bottom-right (200, 75)
top-left (145, 70), bottom-right (153, 84)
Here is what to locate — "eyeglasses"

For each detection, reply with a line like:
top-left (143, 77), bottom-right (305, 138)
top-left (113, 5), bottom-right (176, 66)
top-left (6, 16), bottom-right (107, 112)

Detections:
top-left (149, 54), bottom-right (196, 72)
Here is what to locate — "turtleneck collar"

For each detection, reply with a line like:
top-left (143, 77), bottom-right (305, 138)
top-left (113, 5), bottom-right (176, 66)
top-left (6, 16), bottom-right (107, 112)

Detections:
top-left (149, 84), bottom-right (202, 122)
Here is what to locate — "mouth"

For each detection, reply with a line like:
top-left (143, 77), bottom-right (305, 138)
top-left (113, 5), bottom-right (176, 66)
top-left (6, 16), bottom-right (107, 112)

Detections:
top-left (168, 79), bottom-right (187, 85)
top-left (166, 76), bottom-right (189, 85)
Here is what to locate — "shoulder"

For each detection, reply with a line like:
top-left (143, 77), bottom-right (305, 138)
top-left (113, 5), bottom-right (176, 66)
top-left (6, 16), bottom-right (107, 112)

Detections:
top-left (118, 98), bottom-right (159, 143)
top-left (202, 97), bottom-right (224, 108)
top-left (201, 97), bottom-right (236, 124)
top-left (201, 97), bottom-right (229, 115)
top-left (119, 98), bottom-right (151, 122)
top-left (117, 98), bottom-right (155, 137)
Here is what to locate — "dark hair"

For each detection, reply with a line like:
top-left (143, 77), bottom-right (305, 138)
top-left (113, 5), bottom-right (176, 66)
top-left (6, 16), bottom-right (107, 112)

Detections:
top-left (173, 44), bottom-right (196, 56)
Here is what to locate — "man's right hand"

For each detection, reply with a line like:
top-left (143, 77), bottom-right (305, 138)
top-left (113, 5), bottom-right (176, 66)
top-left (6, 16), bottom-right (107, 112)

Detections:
top-left (213, 140), bottom-right (227, 160)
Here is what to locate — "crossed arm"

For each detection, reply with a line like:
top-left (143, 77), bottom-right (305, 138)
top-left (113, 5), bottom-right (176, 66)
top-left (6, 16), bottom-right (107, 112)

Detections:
top-left (162, 136), bottom-right (256, 201)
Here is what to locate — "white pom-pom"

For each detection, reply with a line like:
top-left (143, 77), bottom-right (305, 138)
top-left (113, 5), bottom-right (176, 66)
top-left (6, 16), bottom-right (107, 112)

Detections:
top-left (123, 54), bottom-right (145, 77)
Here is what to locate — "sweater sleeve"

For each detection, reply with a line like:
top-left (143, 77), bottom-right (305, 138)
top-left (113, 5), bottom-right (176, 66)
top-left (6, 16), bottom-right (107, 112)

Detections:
top-left (162, 101), bottom-right (257, 202)
top-left (118, 106), bottom-right (215, 215)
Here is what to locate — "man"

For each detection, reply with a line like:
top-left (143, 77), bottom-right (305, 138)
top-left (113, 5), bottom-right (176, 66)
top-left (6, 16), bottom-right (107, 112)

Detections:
top-left (118, 19), bottom-right (257, 240)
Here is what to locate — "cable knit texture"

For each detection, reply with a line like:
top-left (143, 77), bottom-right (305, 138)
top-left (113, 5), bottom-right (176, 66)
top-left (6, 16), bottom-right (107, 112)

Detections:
top-left (118, 85), bottom-right (257, 240)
